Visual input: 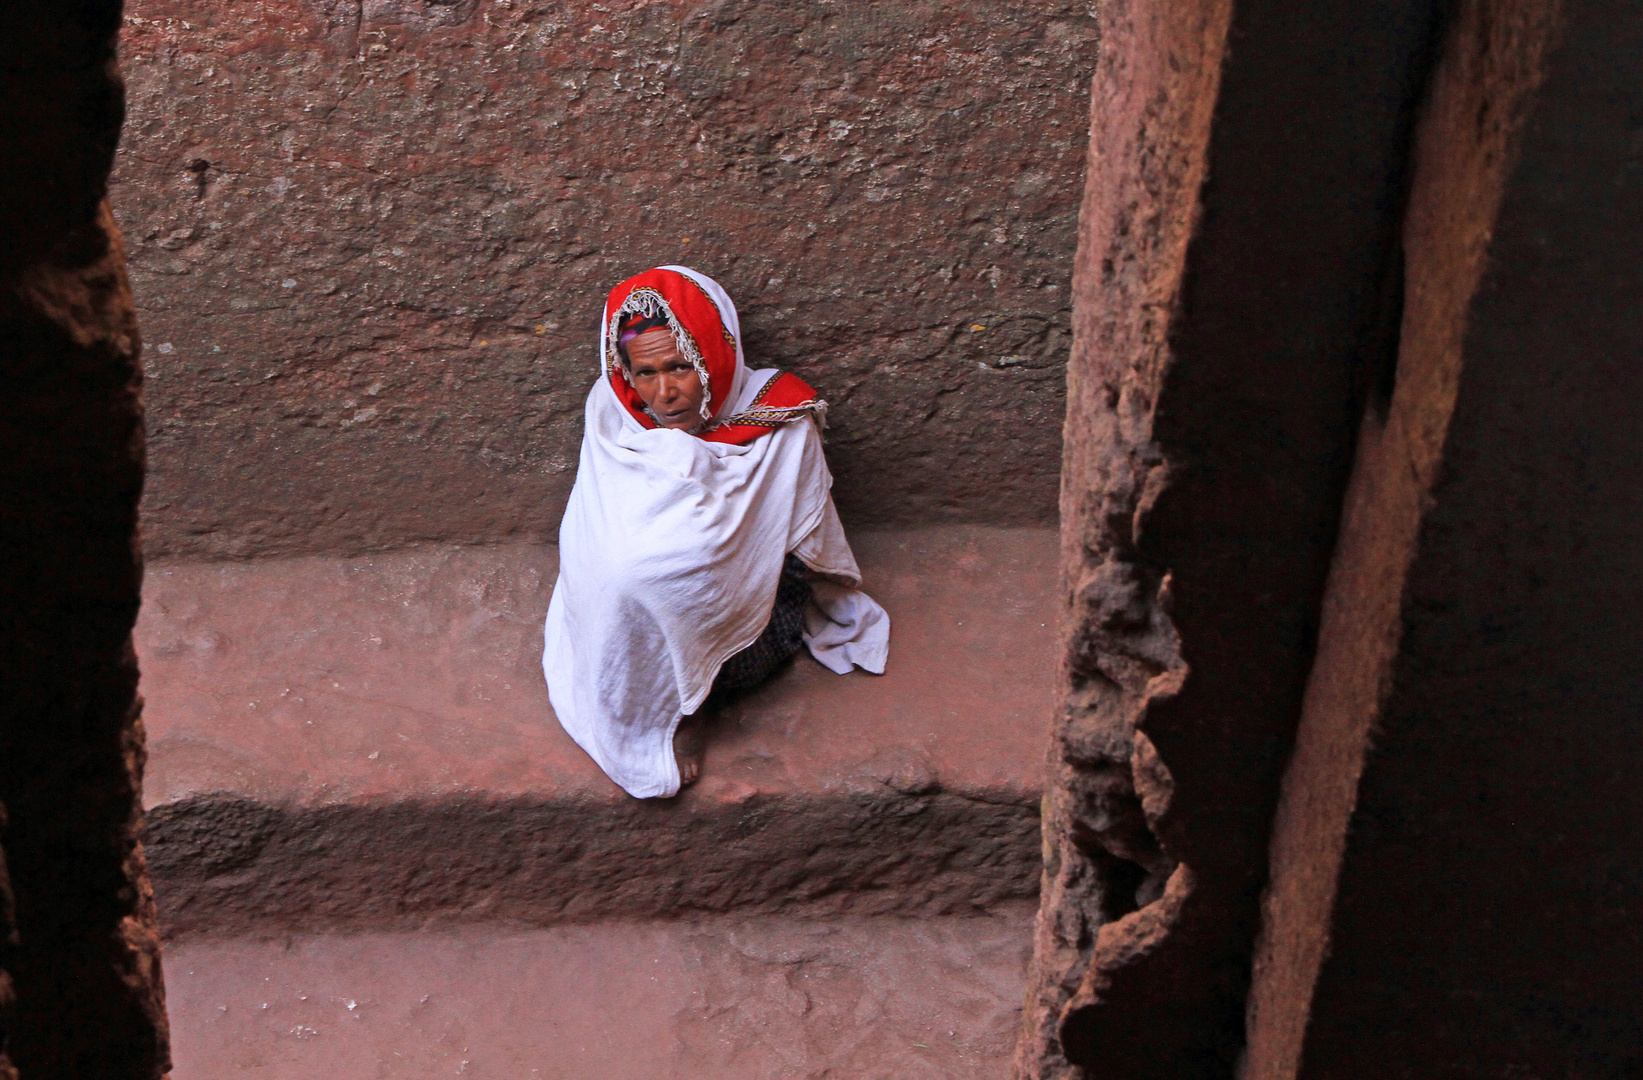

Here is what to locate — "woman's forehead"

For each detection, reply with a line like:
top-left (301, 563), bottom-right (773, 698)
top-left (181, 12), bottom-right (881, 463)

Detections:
top-left (625, 327), bottom-right (682, 363)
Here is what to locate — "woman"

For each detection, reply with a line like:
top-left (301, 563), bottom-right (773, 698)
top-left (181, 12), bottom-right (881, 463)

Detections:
top-left (542, 266), bottom-right (889, 799)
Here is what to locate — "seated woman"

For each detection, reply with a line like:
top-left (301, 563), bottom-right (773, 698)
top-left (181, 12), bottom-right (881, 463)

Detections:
top-left (542, 266), bottom-right (889, 798)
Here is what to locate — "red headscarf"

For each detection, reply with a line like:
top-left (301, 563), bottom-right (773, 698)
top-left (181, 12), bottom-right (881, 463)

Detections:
top-left (601, 267), bottom-right (824, 446)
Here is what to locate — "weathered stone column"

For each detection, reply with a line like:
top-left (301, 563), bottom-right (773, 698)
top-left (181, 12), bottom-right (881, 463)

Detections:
top-left (1016, 0), bottom-right (1444, 1076)
top-left (0, 3), bottom-right (169, 1077)
top-left (1245, 0), bottom-right (1643, 1075)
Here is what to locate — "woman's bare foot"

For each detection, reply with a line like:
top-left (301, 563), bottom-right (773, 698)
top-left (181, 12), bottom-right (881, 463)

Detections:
top-left (673, 716), bottom-right (705, 788)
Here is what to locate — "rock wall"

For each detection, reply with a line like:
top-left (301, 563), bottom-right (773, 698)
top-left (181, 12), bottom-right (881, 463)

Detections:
top-left (1238, 0), bottom-right (1562, 1072)
top-left (1248, 1), bottom-right (1643, 1076)
top-left (0, 3), bottom-right (169, 1077)
top-left (1014, 0), bottom-right (1443, 1076)
top-left (111, 0), bottom-right (1098, 560)
top-left (1022, 0), bottom-right (1643, 1077)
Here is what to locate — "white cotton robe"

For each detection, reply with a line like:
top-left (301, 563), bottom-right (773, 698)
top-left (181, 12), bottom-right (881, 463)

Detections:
top-left (542, 269), bottom-right (888, 799)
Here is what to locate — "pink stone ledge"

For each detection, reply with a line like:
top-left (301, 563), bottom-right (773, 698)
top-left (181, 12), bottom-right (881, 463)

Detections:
top-left (137, 527), bottom-right (1058, 936)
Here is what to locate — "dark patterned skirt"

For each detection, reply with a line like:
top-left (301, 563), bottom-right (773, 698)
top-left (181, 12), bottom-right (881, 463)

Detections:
top-left (707, 554), bottom-right (812, 701)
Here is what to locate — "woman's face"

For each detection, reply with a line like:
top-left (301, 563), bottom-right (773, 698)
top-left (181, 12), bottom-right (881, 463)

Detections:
top-left (625, 328), bottom-right (706, 429)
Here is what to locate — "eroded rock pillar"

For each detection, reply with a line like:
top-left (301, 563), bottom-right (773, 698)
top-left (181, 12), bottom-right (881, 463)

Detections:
top-left (0, 3), bottom-right (169, 1077)
top-left (1017, 0), bottom-right (1444, 1076)
top-left (1246, 0), bottom-right (1642, 1075)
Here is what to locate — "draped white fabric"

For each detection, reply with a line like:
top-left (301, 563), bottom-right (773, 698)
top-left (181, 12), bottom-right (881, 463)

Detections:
top-left (542, 268), bottom-right (889, 798)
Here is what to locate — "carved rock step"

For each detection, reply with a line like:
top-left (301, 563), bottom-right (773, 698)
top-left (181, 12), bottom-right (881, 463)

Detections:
top-left (163, 907), bottom-right (1034, 1080)
top-left (138, 528), bottom-right (1057, 937)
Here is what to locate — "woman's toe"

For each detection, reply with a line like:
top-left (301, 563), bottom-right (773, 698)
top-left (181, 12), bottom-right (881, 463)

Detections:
top-left (674, 733), bottom-right (703, 787)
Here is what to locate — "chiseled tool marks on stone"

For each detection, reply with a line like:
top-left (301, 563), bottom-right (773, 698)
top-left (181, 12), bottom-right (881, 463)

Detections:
top-left (114, 0), bottom-right (1097, 559)
top-left (144, 790), bottom-right (1041, 937)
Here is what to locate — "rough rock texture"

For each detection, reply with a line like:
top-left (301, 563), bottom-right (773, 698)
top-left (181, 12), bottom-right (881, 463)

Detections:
top-left (110, 0), bottom-right (1098, 560)
top-left (163, 911), bottom-right (1035, 1079)
top-left (0, 3), bottom-right (170, 1076)
top-left (1014, 0), bottom-right (1443, 1076)
top-left (1240, 2), bottom-right (1561, 1075)
top-left (1247, 1), bottom-right (1643, 1076)
top-left (135, 528), bottom-right (1056, 937)
top-left (149, 791), bottom-right (1040, 937)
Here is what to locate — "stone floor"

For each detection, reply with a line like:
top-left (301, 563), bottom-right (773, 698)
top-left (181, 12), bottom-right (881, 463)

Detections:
top-left (138, 526), bottom-right (1056, 1076)
top-left (137, 527), bottom-right (1057, 811)
top-left (164, 908), bottom-right (1035, 1080)
top-left (137, 527), bottom-right (1059, 935)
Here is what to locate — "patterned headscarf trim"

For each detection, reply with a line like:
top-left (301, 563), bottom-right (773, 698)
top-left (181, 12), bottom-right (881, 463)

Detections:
top-left (604, 285), bottom-right (715, 424)
top-left (601, 266), bottom-right (826, 443)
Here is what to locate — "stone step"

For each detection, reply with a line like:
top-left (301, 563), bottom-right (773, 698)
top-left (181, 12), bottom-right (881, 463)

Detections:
top-left (163, 907), bottom-right (1034, 1080)
top-left (138, 527), bottom-right (1058, 937)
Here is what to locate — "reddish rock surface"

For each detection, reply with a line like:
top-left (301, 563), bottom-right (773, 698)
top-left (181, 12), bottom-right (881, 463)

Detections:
top-left (1249, 1), bottom-right (1643, 1076)
top-left (0, 2), bottom-right (170, 1077)
top-left (110, 0), bottom-right (1097, 560)
top-left (1016, 0), bottom-right (1446, 1076)
top-left (1240, 0), bottom-right (1562, 1073)
top-left (1019, 0), bottom-right (1643, 1076)
top-left (164, 909), bottom-right (1033, 1079)
top-left (137, 527), bottom-right (1057, 935)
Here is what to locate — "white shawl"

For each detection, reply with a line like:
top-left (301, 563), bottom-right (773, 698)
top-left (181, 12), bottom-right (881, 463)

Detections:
top-left (542, 267), bottom-right (889, 798)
